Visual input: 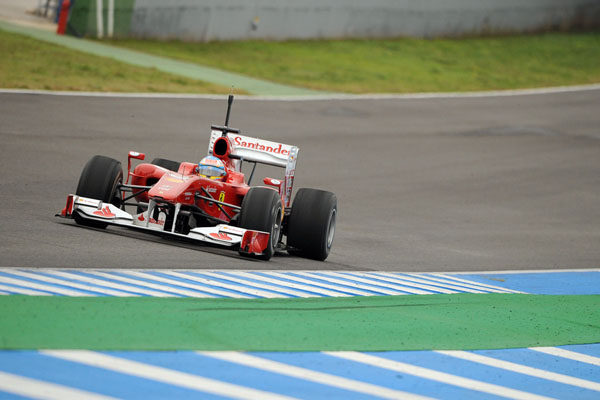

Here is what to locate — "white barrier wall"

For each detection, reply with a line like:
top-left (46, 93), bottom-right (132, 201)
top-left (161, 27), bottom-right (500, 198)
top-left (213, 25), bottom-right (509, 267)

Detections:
top-left (129, 0), bottom-right (600, 41)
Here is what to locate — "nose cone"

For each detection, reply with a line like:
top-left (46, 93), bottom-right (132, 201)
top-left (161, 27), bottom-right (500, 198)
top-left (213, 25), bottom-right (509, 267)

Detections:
top-left (148, 173), bottom-right (196, 202)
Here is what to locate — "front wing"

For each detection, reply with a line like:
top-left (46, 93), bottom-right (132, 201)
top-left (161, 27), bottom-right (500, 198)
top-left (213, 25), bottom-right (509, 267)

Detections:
top-left (58, 195), bottom-right (270, 256)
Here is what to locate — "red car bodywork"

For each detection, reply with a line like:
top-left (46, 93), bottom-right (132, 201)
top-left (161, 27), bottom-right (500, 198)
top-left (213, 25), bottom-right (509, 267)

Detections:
top-left (129, 162), bottom-right (253, 223)
top-left (58, 96), bottom-right (306, 259)
top-left (127, 134), bottom-right (288, 225)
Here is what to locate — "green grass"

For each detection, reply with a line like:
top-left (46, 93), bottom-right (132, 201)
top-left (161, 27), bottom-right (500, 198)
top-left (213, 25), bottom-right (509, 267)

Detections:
top-left (3, 26), bottom-right (599, 94)
top-left (105, 33), bottom-right (600, 93)
top-left (0, 29), bottom-right (231, 93)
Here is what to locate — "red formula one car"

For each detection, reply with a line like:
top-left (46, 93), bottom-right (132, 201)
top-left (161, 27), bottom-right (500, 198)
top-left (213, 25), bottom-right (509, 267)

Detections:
top-left (58, 96), bottom-right (337, 261)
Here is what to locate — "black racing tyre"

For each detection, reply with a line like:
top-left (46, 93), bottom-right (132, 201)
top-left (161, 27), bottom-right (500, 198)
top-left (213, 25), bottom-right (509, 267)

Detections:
top-left (238, 187), bottom-right (283, 261)
top-left (287, 188), bottom-right (337, 261)
top-left (75, 155), bottom-right (123, 229)
top-left (151, 158), bottom-right (181, 172)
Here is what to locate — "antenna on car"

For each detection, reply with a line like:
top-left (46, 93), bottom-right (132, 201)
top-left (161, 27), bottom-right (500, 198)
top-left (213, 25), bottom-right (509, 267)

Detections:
top-left (211, 93), bottom-right (240, 138)
top-left (223, 94), bottom-right (234, 136)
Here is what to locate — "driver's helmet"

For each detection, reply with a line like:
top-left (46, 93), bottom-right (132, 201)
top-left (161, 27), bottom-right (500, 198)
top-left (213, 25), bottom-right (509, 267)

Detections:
top-left (197, 155), bottom-right (226, 180)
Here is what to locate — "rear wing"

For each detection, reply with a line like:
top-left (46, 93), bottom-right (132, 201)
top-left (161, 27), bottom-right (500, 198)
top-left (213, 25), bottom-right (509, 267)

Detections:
top-left (208, 130), bottom-right (297, 168)
top-left (208, 130), bottom-right (299, 207)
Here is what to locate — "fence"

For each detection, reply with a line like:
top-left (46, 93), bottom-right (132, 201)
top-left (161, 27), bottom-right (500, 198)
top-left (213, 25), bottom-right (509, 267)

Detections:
top-left (68, 0), bottom-right (600, 40)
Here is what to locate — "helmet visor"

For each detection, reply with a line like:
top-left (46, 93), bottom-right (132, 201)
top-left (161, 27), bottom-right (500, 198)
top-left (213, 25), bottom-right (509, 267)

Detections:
top-left (198, 165), bottom-right (225, 179)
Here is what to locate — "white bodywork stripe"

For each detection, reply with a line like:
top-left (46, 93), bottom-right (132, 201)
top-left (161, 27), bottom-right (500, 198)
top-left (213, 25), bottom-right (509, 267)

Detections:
top-left (42, 351), bottom-right (297, 400)
top-left (0, 371), bottom-right (116, 400)
top-left (326, 351), bottom-right (556, 400)
top-left (200, 351), bottom-right (433, 400)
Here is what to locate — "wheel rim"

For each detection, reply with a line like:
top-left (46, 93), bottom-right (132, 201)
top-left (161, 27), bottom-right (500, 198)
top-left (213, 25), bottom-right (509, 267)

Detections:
top-left (271, 206), bottom-right (282, 246)
top-left (111, 177), bottom-right (123, 208)
top-left (326, 208), bottom-right (336, 249)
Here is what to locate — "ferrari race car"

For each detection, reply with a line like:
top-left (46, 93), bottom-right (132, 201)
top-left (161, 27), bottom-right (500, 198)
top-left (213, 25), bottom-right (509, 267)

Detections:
top-left (58, 95), bottom-right (337, 261)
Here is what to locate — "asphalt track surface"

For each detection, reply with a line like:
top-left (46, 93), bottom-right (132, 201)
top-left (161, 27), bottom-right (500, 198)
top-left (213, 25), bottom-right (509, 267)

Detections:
top-left (1, 90), bottom-right (599, 271)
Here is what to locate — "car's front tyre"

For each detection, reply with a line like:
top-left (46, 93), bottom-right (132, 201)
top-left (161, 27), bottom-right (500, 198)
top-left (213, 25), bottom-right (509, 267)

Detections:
top-left (74, 155), bottom-right (123, 229)
top-left (238, 187), bottom-right (283, 260)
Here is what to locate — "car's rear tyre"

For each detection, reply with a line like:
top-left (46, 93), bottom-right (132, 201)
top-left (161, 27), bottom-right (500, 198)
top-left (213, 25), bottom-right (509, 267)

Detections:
top-left (75, 155), bottom-right (123, 229)
top-left (287, 188), bottom-right (337, 261)
top-left (238, 187), bottom-right (282, 260)
top-left (151, 158), bottom-right (181, 172)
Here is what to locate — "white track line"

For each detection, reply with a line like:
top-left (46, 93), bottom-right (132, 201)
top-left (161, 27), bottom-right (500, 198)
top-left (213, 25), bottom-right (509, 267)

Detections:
top-left (360, 272), bottom-right (460, 293)
top-left (164, 271), bottom-right (288, 298)
top-left (0, 283), bottom-right (52, 296)
top-left (6, 267), bottom-right (598, 274)
top-left (6, 270), bottom-right (138, 297)
top-left (438, 350), bottom-right (600, 391)
top-left (415, 274), bottom-right (511, 293)
top-left (405, 274), bottom-right (499, 293)
top-left (448, 268), bottom-right (600, 275)
top-left (123, 271), bottom-right (251, 299)
top-left (42, 350), bottom-right (297, 400)
top-left (46, 270), bottom-right (173, 297)
top-left (260, 271), bottom-right (370, 296)
top-left (257, 271), bottom-right (372, 297)
top-left (89, 271), bottom-right (213, 298)
top-left (0, 370), bottom-right (116, 400)
top-left (200, 351), bottom-right (433, 400)
top-left (429, 274), bottom-right (523, 293)
top-left (326, 271), bottom-right (432, 294)
top-left (368, 272), bottom-right (464, 293)
top-left (530, 347), bottom-right (600, 367)
top-left (303, 272), bottom-right (408, 295)
top-left (202, 271), bottom-right (343, 298)
top-left (0, 275), bottom-right (92, 296)
top-left (327, 351), bottom-right (555, 400)
top-left (1, 268), bottom-right (594, 297)
top-left (2, 83), bottom-right (599, 100)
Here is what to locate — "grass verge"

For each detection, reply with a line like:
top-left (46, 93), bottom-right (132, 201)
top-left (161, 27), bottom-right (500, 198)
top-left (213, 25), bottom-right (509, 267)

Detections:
top-left (105, 33), bottom-right (600, 93)
top-left (0, 28), bottom-right (231, 93)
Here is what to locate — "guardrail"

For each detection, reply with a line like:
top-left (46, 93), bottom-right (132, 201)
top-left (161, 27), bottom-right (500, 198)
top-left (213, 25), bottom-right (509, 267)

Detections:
top-left (69, 0), bottom-right (600, 40)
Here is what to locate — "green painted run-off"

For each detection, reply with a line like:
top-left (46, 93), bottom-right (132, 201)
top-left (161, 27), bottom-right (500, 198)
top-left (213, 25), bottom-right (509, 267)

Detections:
top-left (2, 294), bottom-right (599, 351)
